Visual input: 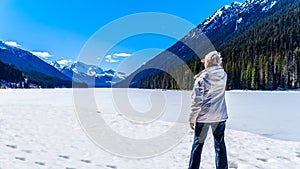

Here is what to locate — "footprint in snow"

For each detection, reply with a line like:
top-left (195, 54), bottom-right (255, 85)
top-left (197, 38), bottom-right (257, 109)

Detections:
top-left (6, 144), bottom-right (17, 149)
top-left (58, 155), bottom-right (70, 160)
top-left (80, 159), bottom-right (92, 164)
top-left (106, 164), bottom-right (117, 169)
top-left (22, 149), bottom-right (32, 154)
top-left (34, 161), bottom-right (46, 166)
top-left (15, 157), bottom-right (26, 161)
top-left (256, 157), bottom-right (268, 162)
top-left (276, 156), bottom-right (290, 160)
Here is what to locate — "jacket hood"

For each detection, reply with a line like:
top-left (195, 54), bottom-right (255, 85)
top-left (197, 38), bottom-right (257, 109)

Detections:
top-left (194, 65), bottom-right (225, 79)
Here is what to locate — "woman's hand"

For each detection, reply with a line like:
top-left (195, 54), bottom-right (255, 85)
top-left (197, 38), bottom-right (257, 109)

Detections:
top-left (190, 123), bottom-right (195, 130)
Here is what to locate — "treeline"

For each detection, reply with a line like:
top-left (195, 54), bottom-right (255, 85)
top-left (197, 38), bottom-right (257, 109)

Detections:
top-left (0, 60), bottom-right (24, 84)
top-left (24, 71), bottom-right (87, 88)
top-left (220, 7), bottom-right (300, 90)
top-left (137, 3), bottom-right (300, 90)
top-left (139, 58), bottom-right (204, 90)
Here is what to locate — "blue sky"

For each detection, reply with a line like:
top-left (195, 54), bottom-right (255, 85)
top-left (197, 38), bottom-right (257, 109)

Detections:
top-left (0, 0), bottom-right (243, 74)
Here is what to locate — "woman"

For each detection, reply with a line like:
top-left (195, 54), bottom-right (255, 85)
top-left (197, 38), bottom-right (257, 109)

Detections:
top-left (188, 51), bottom-right (228, 169)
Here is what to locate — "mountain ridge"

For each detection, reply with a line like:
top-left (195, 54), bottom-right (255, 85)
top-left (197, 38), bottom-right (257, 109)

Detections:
top-left (0, 41), bottom-right (69, 80)
top-left (116, 0), bottom-right (300, 90)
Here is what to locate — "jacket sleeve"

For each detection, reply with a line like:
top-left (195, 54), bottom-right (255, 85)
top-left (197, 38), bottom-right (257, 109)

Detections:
top-left (189, 78), bottom-right (204, 123)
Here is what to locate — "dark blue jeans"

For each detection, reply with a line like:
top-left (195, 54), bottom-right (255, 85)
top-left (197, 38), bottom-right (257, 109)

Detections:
top-left (188, 121), bottom-right (228, 169)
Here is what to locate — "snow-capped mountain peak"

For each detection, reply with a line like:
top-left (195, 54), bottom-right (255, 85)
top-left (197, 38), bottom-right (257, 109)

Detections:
top-left (50, 61), bottom-right (64, 71)
top-left (262, 0), bottom-right (277, 11)
top-left (67, 61), bottom-right (104, 76)
top-left (50, 59), bottom-right (75, 71)
top-left (56, 61), bottom-right (126, 87)
top-left (198, 0), bottom-right (279, 33)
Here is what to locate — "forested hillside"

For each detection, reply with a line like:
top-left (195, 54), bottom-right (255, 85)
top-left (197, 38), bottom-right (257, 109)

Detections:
top-left (133, 0), bottom-right (300, 90)
top-left (0, 60), bottom-right (24, 87)
top-left (221, 6), bottom-right (300, 90)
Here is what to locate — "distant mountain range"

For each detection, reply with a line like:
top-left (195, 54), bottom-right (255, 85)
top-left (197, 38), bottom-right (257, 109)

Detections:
top-left (0, 41), bottom-right (82, 88)
top-left (0, 41), bottom-right (125, 88)
top-left (52, 61), bottom-right (126, 87)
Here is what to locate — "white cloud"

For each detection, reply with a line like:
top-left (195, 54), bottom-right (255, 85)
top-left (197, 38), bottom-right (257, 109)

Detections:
top-left (103, 53), bottom-right (131, 63)
top-left (105, 55), bottom-right (119, 63)
top-left (113, 53), bottom-right (132, 57)
top-left (30, 51), bottom-right (52, 58)
top-left (57, 59), bottom-right (73, 65)
top-left (4, 41), bottom-right (21, 47)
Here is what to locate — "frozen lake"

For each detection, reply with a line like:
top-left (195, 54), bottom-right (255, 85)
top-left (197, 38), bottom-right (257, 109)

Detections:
top-left (1, 88), bottom-right (300, 168)
top-left (225, 90), bottom-right (300, 142)
top-left (1, 88), bottom-right (300, 142)
top-left (75, 88), bottom-right (300, 142)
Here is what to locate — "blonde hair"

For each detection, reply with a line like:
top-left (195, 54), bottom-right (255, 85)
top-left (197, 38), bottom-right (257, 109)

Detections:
top-left (204, 51), bottom-right (222, 66)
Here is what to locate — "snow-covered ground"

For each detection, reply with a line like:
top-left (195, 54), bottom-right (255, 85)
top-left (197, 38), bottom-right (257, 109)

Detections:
top-left (1, 89), bottom-right (300, 169)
